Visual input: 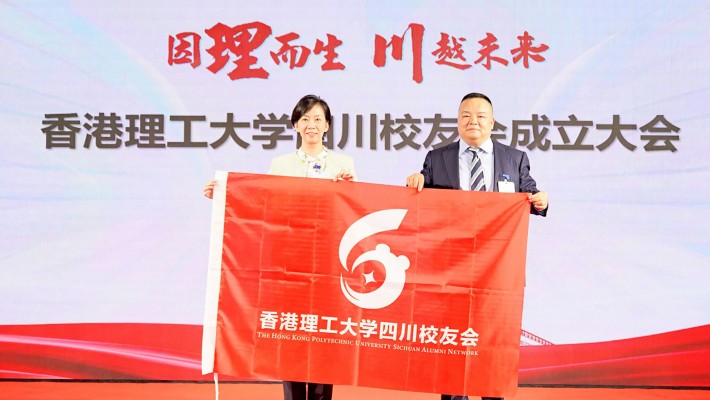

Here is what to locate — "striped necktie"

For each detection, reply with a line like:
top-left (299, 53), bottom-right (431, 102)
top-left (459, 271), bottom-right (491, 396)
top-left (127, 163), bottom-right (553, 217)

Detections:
top-left (468, 147), bottom-right (486, 192)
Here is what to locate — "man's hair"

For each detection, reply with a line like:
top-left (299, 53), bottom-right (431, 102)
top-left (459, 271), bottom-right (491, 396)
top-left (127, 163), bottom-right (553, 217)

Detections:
top-left (460, 92), bottom-right (493, 108)
top-left (291, 94), bottom-right (332, 127)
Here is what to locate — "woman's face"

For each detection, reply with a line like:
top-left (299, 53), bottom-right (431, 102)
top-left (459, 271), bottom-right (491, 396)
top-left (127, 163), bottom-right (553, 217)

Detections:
top-left (295, 104), bottom-right (329, 146)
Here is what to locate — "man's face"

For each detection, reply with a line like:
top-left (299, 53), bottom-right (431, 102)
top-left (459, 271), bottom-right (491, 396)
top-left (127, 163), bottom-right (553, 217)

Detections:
top-left (457, 97), bottom-right (495, 147)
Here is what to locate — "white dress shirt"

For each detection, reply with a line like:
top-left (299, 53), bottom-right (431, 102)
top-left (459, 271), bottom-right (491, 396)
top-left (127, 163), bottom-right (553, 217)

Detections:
top-left (458, 138), bottom-right (494, 191)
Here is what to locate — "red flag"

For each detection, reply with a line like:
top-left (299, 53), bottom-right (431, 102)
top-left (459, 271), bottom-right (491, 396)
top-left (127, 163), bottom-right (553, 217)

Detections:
top-left (203, 172), bottom-right (530, 397)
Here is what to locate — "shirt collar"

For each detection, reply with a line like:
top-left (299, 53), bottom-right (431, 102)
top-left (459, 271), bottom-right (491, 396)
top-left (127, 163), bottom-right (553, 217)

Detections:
top-left (297, 148), bottom-right (328, 162)
top-left (458, 137), bottom-right (493, 155)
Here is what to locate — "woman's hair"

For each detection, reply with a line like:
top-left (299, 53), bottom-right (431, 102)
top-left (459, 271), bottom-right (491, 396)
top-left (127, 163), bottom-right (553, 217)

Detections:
top-left (291, 94), bottom-right (332, 127)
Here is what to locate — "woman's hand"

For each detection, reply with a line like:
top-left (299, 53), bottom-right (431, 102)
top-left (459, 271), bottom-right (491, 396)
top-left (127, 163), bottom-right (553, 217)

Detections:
top-left (203, 179), bottom-right (217, 199)
top-left (333, 170), bottom-right (355, 182)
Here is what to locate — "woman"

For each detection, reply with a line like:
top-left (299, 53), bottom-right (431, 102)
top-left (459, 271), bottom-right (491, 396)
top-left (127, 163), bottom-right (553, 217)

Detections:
top-left (203, 95), bottom-right (356, 400)
top-left (267, 94), bottom-right (356, 181)
top-left (203, 94), bottom-right (356, 197)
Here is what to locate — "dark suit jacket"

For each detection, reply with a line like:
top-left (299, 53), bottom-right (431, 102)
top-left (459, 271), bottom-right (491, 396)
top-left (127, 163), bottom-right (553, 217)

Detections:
top-left (421, 140), bottom-right (547, 216)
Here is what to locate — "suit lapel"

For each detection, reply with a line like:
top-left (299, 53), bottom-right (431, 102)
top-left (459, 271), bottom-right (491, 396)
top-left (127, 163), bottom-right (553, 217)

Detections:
top-left (444, 142), bottom-right (460, 189)
top-left (492, 141), bottom-right (504, 192)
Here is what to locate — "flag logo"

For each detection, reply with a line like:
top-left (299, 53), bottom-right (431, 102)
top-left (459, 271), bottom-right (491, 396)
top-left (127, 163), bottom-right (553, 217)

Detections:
top-left (338, 209), bottom-right (410, 309)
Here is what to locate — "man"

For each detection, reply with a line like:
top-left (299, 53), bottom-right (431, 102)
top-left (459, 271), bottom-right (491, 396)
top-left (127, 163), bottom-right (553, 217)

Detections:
top-left (406, 92), bottom-right (547, 213)
top-left (406, 92), bottom-right (548, 400)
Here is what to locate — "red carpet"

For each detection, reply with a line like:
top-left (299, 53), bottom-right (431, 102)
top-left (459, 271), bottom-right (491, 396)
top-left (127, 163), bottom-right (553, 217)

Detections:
top-left (0, 382), bottom-right (708, 400)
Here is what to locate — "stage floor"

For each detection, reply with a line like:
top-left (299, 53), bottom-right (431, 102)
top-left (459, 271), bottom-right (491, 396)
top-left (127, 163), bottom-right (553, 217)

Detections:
top-left (1, 382), bottom-right (708, 400)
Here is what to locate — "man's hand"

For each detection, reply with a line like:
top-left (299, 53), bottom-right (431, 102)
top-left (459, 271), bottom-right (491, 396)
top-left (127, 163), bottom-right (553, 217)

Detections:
top-left (529, 191), bottom-right (548, 211)
top-left (406, 173), bottom-right (425, 192)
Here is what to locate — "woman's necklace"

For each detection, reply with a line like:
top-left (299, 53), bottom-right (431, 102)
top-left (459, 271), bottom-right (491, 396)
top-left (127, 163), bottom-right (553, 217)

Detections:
top-left (297, 148), bottom-right (329, 178)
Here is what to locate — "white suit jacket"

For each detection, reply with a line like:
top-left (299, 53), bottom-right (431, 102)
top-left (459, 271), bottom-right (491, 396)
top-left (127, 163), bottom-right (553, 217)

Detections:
top-left (268, 151), bottom-right (357, 180)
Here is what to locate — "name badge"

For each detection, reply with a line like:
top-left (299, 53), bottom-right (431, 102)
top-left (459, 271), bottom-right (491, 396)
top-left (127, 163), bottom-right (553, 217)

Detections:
top-left (309, 163), bottom-right (331, 179)
top-left (498, 174), bottom-right (515, 193)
